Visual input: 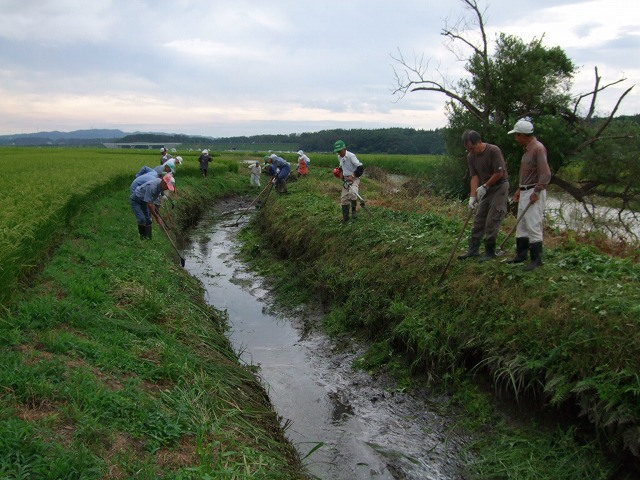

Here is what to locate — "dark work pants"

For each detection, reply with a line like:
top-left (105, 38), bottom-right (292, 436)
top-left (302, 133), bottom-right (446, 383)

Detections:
top-left (471, 182), bottom-right (509, 243)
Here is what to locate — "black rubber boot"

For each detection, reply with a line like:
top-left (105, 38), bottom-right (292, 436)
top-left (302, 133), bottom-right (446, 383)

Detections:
top-left (478, 240), bottom-right (496, 262)
top-left (341, 205), bottom-right (350, 223)
top-left (351, 200), bottom-right (358, 219)
top-left (145, 224), bottom-right (153, 240)
top-left (506, 237), bottom-right (529, 264)
top-left (138, 224), bottom-right (146, 239)
top-left (525, 242), bottom-right (543, 271)
top-left (458, 238), bottom-right (480, 260)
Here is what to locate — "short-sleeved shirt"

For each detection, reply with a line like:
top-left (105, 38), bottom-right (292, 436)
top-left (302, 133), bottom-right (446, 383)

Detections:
top-left (134, 177), bottom-right (163, 203)
top-left (519, 138), bottom-right (551, 189)
top-left (130, 171), bottom-right (159, 194)
top-left (339, 150), bottom-right (362, 177)
top-left (467, 143), bottom-right (508, 184)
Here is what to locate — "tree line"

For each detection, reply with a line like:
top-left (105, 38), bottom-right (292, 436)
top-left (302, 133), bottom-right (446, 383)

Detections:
top-left (206, 128), bottom-right (446, 155)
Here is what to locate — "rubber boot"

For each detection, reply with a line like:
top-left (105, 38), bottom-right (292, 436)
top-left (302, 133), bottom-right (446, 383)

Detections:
top-left (138, 224), bottom-right (146, 240)
top-left (341, 205), bottom-right (350, 223)
top-left (506, 237), bottom-right (529, 264)
top-left (351, 200), bottom-right (358, 219)
top-left (478, 240), bottom-right (496, 262)
top-left (525, 242), bottom-right (543, 271)
top-left (145, 224), bottom-right (153, 240)
top-left (458, 238), bottom-right (480, 260)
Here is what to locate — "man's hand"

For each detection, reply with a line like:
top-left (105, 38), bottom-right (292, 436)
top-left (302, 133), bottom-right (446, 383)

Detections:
top-left (476, 184), bottom-right (487, 202)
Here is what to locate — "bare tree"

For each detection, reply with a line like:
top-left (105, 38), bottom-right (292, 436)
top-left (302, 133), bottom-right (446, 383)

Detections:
top-left (392, 0), bottom-right (639, 240)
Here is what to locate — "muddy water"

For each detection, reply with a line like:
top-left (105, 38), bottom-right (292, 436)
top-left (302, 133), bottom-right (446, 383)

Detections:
top-left (183, 203), bottom-right (466, 480)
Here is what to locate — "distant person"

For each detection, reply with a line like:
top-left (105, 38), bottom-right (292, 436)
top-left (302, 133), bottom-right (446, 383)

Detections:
top-left (265, 154), bottom-right (290, 194)
top-left (135, 160), bottom-right (175, 179)
top-left (457, 130), bottom-right (510, 262)
top-left (507, 119), bottom-right (552, 271)
top-left (248, 161), bottom-right (262, 187)
top-left (297, 150), bottom-right (310, 167)
top-left (198, 149), bottom-right (212, 177)
top-left (130, 174), bottom-right (175, 239)
top-left (160, 147), bottom-right (173, 165)
top-left (333, 140), bottom-right (364, 223)
top-left (297, 155), bottom-right (309, 177)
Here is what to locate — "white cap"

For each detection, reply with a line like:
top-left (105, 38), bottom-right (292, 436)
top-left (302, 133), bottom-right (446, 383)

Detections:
top-left (270, 153), bottom-right (277, 159)
top-left (508, 119), bottom-right (534, 134)
top-left (297, 150), bottom-right (304, 155)
top-left (175, 156), bottom-right (183, 164)
top-left (202, 149), bottom-right (208, 154)
top-left (160, 147), bottom-right (166, 152)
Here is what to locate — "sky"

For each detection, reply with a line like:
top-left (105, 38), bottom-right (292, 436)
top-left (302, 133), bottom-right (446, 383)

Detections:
top-left (0, 0), bottom-right (639, 138)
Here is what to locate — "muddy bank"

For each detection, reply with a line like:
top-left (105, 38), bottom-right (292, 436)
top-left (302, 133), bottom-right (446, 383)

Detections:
top-left (182, 197), bottom-right (468, 480)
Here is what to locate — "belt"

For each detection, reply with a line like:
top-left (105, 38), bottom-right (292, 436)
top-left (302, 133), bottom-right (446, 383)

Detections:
top-left (519, 185), bottom-right (536, 191)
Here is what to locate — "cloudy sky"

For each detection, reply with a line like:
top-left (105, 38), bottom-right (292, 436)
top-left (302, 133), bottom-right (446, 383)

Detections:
top-left (0, 0), bottom-right (638, 138)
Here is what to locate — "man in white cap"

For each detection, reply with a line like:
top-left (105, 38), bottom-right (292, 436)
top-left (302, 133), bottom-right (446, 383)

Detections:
top-left (160, 147), bottom-right (173, 165)
top-left (198, 149), bottom-right (212, 177)
top-left (507, 118), bottom-right (552, 270)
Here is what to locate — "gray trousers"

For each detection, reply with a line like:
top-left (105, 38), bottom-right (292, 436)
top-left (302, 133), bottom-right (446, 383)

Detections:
top-left (471, 182), bottom-right (509, 243)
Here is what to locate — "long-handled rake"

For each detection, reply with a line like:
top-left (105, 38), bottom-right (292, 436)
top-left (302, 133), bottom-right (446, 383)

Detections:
top-left (437, 208), bottom-right (474, 285)
top-left (235, 179), bottom-right (275, 226)
top-left (157, 213), bottom-right (186, 267)
top-left (496, 201), bottom-right (533, 256)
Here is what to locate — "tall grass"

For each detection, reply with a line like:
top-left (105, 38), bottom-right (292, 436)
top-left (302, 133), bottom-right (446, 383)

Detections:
top-left (0, 148), bottom-right (240, 306)
top-left (239, 170), bottom-right (640, 478)
top-left (0, 156), bottom-right (305, 478)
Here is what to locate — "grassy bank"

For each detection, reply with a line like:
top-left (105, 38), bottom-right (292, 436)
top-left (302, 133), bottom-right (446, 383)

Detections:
top-left (239, 168), bottom-right (639, 478)
top-left (0, 152), bottom-right (306, 478)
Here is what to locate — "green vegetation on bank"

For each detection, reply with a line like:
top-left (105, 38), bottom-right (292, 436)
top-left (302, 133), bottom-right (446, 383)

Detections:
top-left (3, 147), bottom-right (639, 478)
top-left (239, 169), bottom-right (640, 478)
top-left (1, 149), bottom-right (305, 479)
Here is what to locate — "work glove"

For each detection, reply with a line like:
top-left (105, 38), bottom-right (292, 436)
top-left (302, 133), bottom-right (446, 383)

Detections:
top-left (476, 184), bottom-right (487, 202)
top-left (468, 196), bottom-right (477, 210)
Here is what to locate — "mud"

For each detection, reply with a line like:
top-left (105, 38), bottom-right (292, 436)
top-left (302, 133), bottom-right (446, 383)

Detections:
top-left (182, 197), bottom-right (468, 479)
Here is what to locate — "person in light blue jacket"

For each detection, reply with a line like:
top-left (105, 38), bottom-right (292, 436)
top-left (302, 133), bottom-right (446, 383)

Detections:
top-left (265, 154), bottom-right (290, 194)
top-left (130, 175), bottom-right (175, 239)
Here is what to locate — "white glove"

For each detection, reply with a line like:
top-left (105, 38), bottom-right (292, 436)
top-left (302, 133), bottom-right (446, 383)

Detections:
top-left (468, 196), bottom-right (477, 210)
top-left (476, 184), bottom-right (487, 202)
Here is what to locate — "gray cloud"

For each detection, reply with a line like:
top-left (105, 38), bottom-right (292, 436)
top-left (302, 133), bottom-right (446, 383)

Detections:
top-left (0, 0), bottom-right (637, 136)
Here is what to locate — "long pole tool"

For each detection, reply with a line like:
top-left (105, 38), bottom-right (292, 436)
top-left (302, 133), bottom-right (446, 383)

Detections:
top-left (235, 179), bottom-right (275, 226)
top-left (158, 213), bottom-right (186, 267)
top-left (344, 181), bottom-right (372, 216)
top-left (437, 208), bottom-right (474, 286)
top-left (496, 201), bottom-right (533, 256)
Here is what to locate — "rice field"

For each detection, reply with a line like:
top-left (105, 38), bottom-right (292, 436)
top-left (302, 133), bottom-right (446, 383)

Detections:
top-left (1, 148), bottom-right (181, 305)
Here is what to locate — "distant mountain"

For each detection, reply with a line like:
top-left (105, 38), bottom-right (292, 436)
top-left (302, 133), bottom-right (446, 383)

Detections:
top-left (0, 129), bottom-right (129, 142)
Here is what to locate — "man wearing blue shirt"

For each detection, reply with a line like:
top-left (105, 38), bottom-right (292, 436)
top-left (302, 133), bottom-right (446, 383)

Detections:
top-left (130, 174), bottom-right (175, 239)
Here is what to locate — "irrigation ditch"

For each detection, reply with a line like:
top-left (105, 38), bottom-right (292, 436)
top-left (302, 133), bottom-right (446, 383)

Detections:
top-left (181, 197), bottom-right (468, 479)
top-left (167, 168), bottom-right (639, 479)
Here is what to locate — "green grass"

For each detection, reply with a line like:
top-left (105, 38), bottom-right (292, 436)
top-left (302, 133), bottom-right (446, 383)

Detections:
top-left (3, 146), bottom-right (639, 478)
top-left (0, 151), bottom-right (306, 479)
top-left (238, 170), bottom-right (639, 479)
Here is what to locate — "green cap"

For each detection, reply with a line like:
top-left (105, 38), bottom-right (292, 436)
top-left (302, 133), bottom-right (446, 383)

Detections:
top-left (333, 140), bottom-right (346, 153)
top-left (263, 155), bottom-right (270, 161)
